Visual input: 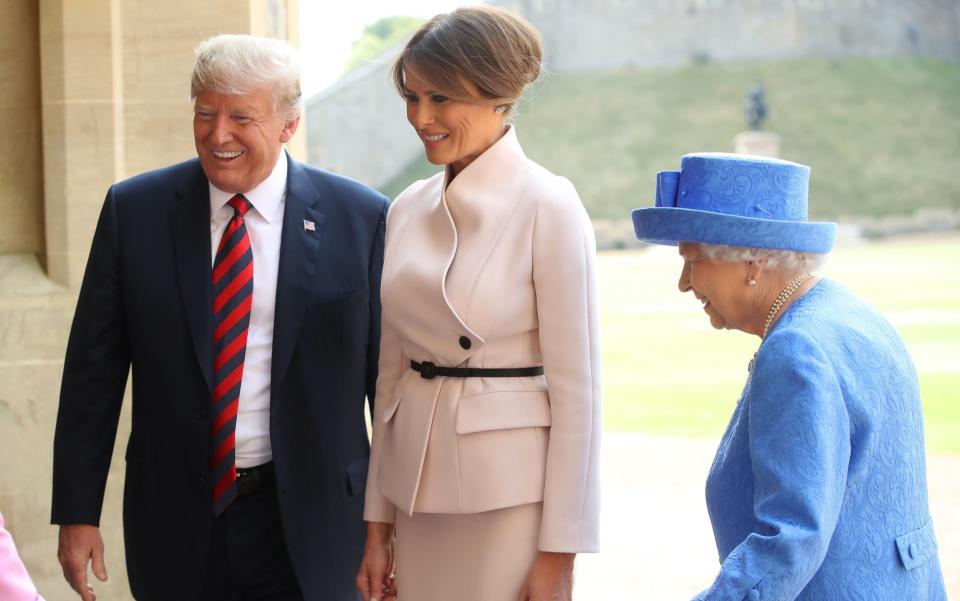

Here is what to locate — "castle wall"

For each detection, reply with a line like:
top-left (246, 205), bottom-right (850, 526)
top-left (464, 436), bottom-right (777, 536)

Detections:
top-left (305, 51), bottom-right (422, 189)
top-left (497, 0), bottom-right (960, 72)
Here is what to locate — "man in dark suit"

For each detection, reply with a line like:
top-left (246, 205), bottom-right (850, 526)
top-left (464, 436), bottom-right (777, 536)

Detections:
top-left (52, 34), bottom-right (387, 601)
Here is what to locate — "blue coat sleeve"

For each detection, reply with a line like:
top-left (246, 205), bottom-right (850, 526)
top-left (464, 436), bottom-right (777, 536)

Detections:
top-left (365, 199), bottom-right (387, 415)
top-left (52, 186), bottom-right (131, 526)
top-left (695, 330), bottom-right (850, 601)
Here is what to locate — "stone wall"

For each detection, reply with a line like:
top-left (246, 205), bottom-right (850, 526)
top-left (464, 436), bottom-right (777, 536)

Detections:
top-left (0, 2), bottom-right (45, 259)
top-left (496, 0), bottom-right (960, 72)
top-left (305, 49), bottom-right (422, 189)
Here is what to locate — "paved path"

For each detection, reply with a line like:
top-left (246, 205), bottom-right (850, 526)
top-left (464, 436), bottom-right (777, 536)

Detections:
top-left (573, 433), bottom-right (959, 599)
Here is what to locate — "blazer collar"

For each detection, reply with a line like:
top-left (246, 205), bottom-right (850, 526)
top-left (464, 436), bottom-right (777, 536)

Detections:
top-left (442, 124), bottom-right (529, 215)
top-left (271, 153), bottom-right (325, 397)
top-left (172, 160), bottom-right (214, 393)
top-left (400, 125), bottom-right (534, 354)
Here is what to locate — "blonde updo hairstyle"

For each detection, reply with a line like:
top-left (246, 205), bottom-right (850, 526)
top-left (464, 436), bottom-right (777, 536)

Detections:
top-left (392, 6), bottom-right (543, 115)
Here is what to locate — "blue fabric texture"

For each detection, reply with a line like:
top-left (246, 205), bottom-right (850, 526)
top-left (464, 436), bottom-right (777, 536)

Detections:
top-left (693, 279), bottom-right (947, 601)
top-left (632, 153), bottom-right (836, 253)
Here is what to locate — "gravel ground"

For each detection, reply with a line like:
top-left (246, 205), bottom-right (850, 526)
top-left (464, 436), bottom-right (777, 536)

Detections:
top-left (573, 433), bottom-right (959, 599)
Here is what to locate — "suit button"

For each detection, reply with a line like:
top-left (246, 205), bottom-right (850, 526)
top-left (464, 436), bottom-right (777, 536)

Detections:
top-left (196, 408), bottom-right (209, 419)
top-left (271, 417), bottom-right (280, 427)
top-left (459, 336), bottom-right (471, 350)
top-left (195, 475), bottom-right (207, 488)
top-left (747, 589), bottom-right (760, 601)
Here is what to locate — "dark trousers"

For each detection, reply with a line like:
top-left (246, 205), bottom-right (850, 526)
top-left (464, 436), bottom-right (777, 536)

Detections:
top-left (203, 474), bottom-right (303, 601)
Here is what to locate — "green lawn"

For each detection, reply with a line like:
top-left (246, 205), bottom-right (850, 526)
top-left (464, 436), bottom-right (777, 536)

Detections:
top-left (382, 58), bottom-right (960, 220)
top-left (600, 235), bottom-right (960, 453)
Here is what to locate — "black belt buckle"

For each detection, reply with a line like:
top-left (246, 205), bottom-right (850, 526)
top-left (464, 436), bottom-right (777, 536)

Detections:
top-left (236, 462), bottom-right (274, 497)
top-left (418, 361), bottom-right (437, 379)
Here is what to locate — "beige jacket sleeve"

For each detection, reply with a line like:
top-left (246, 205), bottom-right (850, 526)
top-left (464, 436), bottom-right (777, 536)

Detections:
top-left (531, 176), bottom-right (602, 552)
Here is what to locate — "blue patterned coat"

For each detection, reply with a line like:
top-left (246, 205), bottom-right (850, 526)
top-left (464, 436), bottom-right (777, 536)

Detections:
top-left (694, 279), bottom-right (947, 601)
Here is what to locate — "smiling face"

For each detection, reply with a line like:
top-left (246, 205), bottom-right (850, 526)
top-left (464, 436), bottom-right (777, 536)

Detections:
top-left (401, 68), bottom-right (506, 178)
top-left (677, 242), bottom-right (756, 332)
top-left (193, 87), bottom-right (299, 194)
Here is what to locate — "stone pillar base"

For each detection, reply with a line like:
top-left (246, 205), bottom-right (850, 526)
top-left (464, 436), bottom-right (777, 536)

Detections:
top-left (734, 131), bottom-right (780, 158)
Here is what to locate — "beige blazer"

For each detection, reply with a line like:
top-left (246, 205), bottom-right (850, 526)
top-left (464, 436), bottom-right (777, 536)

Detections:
top-left (364, 126), bottom-right (601, 552)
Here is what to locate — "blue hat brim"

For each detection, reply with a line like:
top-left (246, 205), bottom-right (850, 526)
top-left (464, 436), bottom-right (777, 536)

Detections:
top-left (632, 207), bottom-right (836, 254)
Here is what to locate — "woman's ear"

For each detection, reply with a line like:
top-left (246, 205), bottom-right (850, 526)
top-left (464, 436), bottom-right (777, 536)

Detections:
top-left (745, 260), bottom-right (765, 286)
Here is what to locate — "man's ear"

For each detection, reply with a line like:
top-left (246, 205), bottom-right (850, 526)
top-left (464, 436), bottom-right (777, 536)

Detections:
top-left (279, 115), bottom-right (301, 143)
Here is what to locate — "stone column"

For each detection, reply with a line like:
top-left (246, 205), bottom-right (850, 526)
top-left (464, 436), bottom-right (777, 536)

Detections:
top-left (0, 0), bottom-right (45, 259)
top-left (40, 0), bottom-right (124, 288)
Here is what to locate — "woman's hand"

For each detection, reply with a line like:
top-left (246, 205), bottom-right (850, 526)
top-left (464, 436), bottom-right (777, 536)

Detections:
top-left (518, 551), bottom-right (575, 601)
top-left (356, 522), bottom-right (397, 601)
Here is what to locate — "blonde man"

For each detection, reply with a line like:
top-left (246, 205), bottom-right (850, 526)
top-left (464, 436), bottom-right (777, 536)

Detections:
top-left (53, 34), bottom-right (387, 601)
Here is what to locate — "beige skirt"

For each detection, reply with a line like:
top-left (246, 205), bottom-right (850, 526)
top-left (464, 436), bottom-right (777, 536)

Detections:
top-left (394, 502), bottom-right (542, 601)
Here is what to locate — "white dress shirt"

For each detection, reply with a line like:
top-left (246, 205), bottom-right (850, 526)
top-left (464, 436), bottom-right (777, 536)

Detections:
top-left (209, 151), bottom-right (287, 468)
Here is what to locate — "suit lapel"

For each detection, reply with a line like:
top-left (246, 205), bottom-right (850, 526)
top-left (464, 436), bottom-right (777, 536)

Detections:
top-left (172, 163), bottom-right (214, 393)
top-left (271, 156), bottom-right (324, 399)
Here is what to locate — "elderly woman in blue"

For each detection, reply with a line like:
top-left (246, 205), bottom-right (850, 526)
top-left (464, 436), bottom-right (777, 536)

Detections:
top-left (632, 153), bottom-right (947, 601)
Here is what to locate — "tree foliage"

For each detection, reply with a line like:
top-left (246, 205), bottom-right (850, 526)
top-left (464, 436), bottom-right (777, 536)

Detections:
top-left (343, 16), bottom-right (424, 75)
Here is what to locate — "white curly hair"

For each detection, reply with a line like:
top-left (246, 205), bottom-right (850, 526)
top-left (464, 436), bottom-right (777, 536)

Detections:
top-left (191, 34), bottom-right (303, 120)
top-left (699, 243), bottom-right (828, 271)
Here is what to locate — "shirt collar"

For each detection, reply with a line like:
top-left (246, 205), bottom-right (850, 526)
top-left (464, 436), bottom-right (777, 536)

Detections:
top-left (209, 149), bottom-right (288, 223)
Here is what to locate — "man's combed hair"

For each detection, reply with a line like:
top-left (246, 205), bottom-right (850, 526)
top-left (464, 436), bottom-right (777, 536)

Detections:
top-left (191, 34), bottom-right (303, 119)
top-left (392, 6), bottom-right (543, 115)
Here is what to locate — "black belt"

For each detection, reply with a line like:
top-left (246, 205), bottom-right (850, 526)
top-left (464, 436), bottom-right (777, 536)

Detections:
top-left (411, 360), bottom-right (544, 380)
top-left (236, 461), bottom-right (275, 497)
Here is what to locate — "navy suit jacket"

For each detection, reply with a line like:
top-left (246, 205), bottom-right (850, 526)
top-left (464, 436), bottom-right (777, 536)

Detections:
top-left (52, 155), bottom-right (388, 601)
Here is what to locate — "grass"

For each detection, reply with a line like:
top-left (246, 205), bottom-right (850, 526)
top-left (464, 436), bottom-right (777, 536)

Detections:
top-left (598, 234), bottom-right (960, 453)
top-left (381, 58), bottom-right (960, 220)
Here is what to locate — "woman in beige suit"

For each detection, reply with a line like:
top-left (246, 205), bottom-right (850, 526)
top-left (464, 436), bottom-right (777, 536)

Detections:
top-left (356, 7), bottom-right (601, 601)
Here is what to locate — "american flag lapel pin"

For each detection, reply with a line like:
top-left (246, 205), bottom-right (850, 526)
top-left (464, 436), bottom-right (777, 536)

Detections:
top-left (303, 219), bottom-right (316, 232)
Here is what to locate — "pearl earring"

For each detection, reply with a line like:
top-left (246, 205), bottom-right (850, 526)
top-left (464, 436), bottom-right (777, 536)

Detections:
top-left (495, 105), bottom-right (507, 114)
top-left (746, 276), bottom-right (757, 287)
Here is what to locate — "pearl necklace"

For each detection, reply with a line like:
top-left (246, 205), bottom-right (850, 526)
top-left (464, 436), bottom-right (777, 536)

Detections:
top-left (748, 271), bottom-right (813, 373)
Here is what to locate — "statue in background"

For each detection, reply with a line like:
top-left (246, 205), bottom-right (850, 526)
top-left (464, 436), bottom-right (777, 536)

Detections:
top-left (745, 82), bottom-right (767, 130)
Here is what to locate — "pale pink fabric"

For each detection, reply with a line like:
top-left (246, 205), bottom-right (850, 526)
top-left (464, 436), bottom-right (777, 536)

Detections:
top-left (0, 512), bottom-right (43, 601)
top-left (364, 126), bottom-right (601, 553)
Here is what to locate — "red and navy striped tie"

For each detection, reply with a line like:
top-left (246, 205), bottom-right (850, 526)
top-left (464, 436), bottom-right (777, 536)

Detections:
top-left (210, 194), bottom-right (254, 515)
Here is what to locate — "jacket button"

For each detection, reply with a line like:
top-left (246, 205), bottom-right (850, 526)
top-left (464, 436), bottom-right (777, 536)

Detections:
top-left (459, 336), bottom-right (471, 350)
top-left (195, 475), bottom-right (207, 487)
top-left (908, 542), bottom-right (917, 559)
top-left (196, 408), bottom-right (209, 419)
top-left (747, 589), bottom-right (760, 601)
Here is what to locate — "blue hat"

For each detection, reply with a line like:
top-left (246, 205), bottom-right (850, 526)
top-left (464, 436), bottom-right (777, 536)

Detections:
top-left (631, 153), bottom-right (836, 253)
